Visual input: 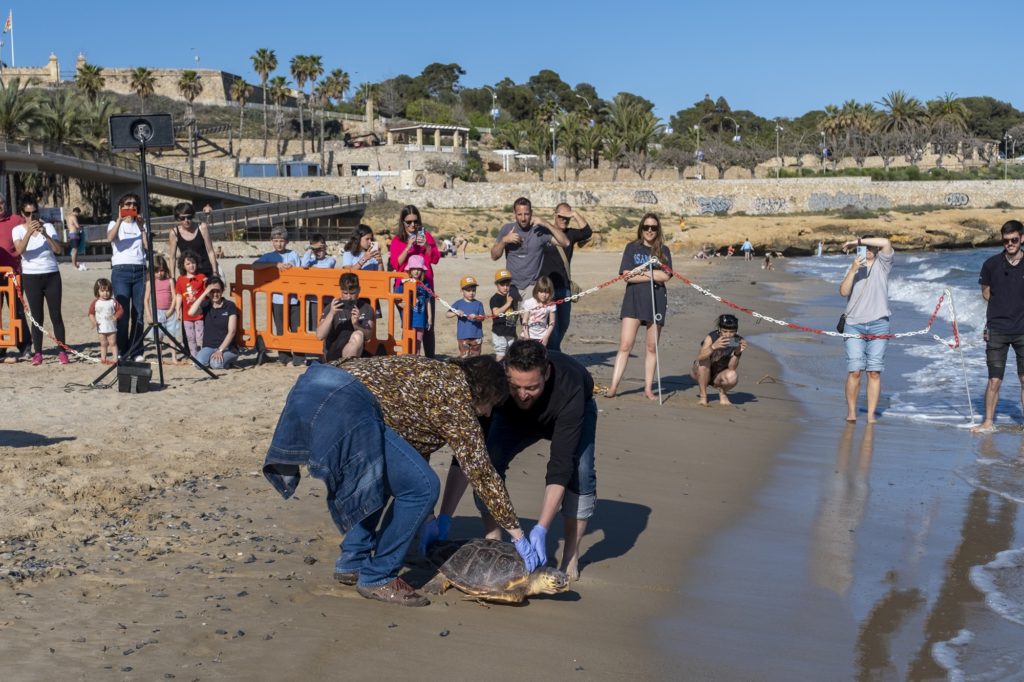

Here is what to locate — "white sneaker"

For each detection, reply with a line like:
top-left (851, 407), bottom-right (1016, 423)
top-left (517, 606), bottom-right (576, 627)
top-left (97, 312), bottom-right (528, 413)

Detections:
top-left (77, 264), bottom-right (88, 271)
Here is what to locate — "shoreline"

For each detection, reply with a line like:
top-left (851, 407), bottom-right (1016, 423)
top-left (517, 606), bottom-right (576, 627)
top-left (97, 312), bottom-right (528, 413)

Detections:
top-left (2, 253), bottom-right (810, 678)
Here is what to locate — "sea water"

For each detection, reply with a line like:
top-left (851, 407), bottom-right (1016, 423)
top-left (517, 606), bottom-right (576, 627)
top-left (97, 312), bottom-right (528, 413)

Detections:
top-left (661, 250), bottom-right (1024, 680)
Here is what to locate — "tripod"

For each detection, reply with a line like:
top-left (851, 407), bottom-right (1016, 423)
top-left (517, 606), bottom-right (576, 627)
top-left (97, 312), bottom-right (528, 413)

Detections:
top-left (92, 138), bottom-right (217, 387)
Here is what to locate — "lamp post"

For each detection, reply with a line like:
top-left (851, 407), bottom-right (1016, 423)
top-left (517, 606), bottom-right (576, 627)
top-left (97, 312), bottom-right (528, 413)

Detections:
top-left (821, 131), bottom-right (827, 172)
top-left (550, 123), bottom-right (557, 169)
top-left (483, 85), bottom-right (499, 123)
top-left (775, 122), bottom-right (784, 179)
top-left (575, 93), bottom-right (594, 127)
top-left (1004, 133), bottom-right (1012, 180)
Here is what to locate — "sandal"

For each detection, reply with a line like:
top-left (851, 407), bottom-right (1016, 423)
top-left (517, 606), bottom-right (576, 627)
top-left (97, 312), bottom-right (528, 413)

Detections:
top-left (334, 570), bottom-right (358, 586)
top-left (356, 577), bottom-right (429, 607)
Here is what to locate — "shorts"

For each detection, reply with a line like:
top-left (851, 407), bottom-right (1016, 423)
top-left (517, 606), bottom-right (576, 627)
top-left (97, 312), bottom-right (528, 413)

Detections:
top-left (844, 317), bottom-right (890, 373)
top-left (492, 333), bottom-right (515, 356)
top-left (985, 331), bottom-right (1024, 380)
top-left (68, 233), bottom-right (81, 247)
top-left (457, 337), bottom-right (482, 357)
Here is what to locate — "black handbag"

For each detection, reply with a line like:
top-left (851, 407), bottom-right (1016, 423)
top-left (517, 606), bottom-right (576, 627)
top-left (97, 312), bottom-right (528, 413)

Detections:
top-left (836, 314), bottom-right (846, 333)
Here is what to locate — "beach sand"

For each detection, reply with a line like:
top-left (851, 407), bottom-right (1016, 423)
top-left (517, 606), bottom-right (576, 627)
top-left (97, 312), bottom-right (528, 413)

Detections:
top-left (2, 251), bottom-right (811, 679)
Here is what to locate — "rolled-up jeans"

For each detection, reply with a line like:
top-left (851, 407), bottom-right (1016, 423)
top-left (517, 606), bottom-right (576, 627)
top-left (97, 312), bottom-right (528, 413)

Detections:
top-left (844, 317), bottom-right (890, 373)
top-left (336, 427), bottom-right (439, 586)
top-left (548, 286), bottom-right (572, 352)
top-left (475, 397), bottom-right (598, 520)
top-left (111, 264), bottom-right (146, 356)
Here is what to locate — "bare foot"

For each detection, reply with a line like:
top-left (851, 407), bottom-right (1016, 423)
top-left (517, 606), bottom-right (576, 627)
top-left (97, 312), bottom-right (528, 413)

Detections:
top-left (718, 392), bottom-right (732, 406)
top-left (604, 386), bottom-right (617, 398)
top-left (644, 388), bottom-right (658, 401)
top-left (867, 415), bottom-right (878, 424)
top-left (971, 422), bottom-right (996, 433)
top-left (560, 560), bottom-right (579, 582)
top-left (845, 416), bottom-right (857, 423)
top-left (697, 395), bottom-right (709, 406)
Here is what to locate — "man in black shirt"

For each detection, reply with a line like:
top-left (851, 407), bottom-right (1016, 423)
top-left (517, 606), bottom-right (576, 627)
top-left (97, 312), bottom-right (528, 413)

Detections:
top-left (438, 339), bottom-right (597, 580)
top-left (974, 220), bottom-right (1024, 431)
top-left (538, 202), bottom-right (592, 351)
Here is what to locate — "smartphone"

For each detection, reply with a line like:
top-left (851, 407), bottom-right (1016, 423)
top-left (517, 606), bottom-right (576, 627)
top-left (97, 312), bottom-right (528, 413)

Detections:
top-left (417, 229), bottom-right (425, 240)
top-left (725, 336), bottom-right (740, 348)
top-left (857, 245), bottom-right (868, 261)
top-left (370, 241), bottom-right (379, 252)
top-left (120, 207), bottom-right (138, 219)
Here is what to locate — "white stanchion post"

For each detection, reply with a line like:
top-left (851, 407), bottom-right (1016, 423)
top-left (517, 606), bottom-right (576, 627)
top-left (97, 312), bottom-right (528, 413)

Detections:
top-left (648, 259), bottom-right (663, 405)
top-left (945, 288), bottom-right (975, 424)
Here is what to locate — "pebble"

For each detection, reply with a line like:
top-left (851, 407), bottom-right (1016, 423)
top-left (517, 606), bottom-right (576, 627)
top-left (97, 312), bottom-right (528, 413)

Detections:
top-left (439, 630), bottom-right (450, 637)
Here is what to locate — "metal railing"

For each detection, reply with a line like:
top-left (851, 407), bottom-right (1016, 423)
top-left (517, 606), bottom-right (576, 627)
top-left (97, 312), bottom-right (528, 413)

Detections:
top-left (0, 138), bottom-right (288, 203)
top-left (149, 193), bottom-right (367, 239)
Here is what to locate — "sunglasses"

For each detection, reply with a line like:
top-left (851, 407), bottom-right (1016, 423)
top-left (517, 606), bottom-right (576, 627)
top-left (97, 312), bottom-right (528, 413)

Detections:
top-left (642, 224), bottom-right (659, 231)
top-left (404, 219), bottom-right (421, 226)
top-left (557, 215), bottom-right (572, 221)
top-left (1004, 237), bottom-right (1021, 245)
top-left (123, 202), bottom-right (138, 207)
top-left (208, 289), bottom-right (224, 295)
top-left (176, 214), bottom-right (194, 221)
top-left (22, 211), bottom-right (36, 217)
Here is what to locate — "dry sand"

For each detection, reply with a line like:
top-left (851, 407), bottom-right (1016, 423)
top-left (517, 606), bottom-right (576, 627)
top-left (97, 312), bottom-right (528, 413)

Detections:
top-left (2, 250), bottom-right (804, 679)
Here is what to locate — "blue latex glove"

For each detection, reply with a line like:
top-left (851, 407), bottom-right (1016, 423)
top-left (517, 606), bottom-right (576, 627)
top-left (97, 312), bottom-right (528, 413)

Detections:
top-left (513, 535), bottom-right (540, 573)
top-left (436, 514), bottom-right (452, 541)
top-left (418, 517), bottom-right (440, 555)
top-left (529, 525), bottom-right (548, 567)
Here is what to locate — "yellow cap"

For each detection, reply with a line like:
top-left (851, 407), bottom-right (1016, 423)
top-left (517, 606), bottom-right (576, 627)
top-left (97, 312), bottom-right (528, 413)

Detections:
top-left (494, 269), bottom-right (512, 283)
top-left (460, 275), bottom-right (478, 289)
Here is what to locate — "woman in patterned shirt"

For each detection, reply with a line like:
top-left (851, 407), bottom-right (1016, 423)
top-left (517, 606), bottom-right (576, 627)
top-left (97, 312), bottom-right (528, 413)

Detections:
top-left (264, 354), bottom-right (540, 607)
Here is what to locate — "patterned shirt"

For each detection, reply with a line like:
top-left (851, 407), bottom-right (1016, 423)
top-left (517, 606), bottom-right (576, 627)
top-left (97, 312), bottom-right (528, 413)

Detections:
top-left (336, 355), bottom-right (519, 530)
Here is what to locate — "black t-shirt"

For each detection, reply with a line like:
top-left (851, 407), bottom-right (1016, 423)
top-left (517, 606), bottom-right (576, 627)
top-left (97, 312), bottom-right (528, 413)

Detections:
top-left (200, 300), bottom-right (238, 350)
top-left (539, 224), bottom-right (592, 290)
top-left (321, 299), bottom-right (374, 361)
top-left (493, 351), bottom-right (595, 487)
top-left (980, 252), bottom-right (1024, 333)
top-left (490, 290), bottom-right (520, 337)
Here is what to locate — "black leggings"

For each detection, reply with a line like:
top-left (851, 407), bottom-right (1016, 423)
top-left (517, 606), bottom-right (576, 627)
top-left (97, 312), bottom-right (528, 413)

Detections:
top-left (22, 271), bottom-right (65, 353)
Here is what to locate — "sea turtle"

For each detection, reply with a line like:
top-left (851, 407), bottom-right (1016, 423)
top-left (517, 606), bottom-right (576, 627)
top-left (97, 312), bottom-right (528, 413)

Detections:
top-left (423, 538), bottom-right (570, 604)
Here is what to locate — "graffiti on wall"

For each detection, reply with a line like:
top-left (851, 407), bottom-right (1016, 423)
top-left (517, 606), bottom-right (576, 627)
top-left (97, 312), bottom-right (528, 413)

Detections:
top-left (634, 190), bottom-right (658, 204)
top-left (807, 192), bottom-right (892, 211)
top-left (559, 190), bottom-right (600, 206)
top-left (944, 192), bottom-right (970, 207)
top-left (752, 197), bottom-right (787, 214)
top-left (697, 196), bottom-right (733, 215)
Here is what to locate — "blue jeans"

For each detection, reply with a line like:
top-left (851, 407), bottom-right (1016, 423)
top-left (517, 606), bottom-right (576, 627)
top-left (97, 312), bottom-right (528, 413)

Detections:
top-left (548, 286), bottom-right (572, 352)
top-left (336, 426), bottom-right (439, 586)
top-left (196, 346), bottom-right (238, 368)
top-left (112, 264), bottom-right (146, 356)
top-left (844, 317), bottom-right (890, 373)
top-left (477, 397), bottom-right (598, 519)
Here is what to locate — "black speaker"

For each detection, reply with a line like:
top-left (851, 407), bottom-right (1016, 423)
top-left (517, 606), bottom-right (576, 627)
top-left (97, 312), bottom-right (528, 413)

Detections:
top-left (109, 113), bottom-right (175, 151)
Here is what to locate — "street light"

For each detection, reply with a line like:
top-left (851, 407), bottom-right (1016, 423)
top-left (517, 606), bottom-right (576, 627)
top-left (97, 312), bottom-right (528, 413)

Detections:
top-left (1004, 133), bottom-right (1012, 180)
top-left (821, 131), bottom-right (827, 172)
top-left (575, 93), bottom-right (594, 127)
top-left (775, 122), bottom-right (784, 179)
top-left (550, 123), bottom-right (557, 169)
top-left (483, 85), bottom-right (499, 123)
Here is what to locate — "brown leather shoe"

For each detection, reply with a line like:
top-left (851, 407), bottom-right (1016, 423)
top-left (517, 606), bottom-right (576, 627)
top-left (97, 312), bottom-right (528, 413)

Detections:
top-left (334, 570), bottom-right (358, 586)
top-left (356, 577), bottom-right (430, 607)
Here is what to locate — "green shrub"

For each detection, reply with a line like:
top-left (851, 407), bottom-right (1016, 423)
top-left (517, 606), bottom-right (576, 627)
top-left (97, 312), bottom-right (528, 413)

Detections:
top-left (994, 200), bottom-right (1013, 209)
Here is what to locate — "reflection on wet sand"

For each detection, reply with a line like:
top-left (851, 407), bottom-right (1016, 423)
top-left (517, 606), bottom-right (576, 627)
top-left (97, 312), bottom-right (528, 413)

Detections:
top-left (811, 423), bottom-right (875, 595)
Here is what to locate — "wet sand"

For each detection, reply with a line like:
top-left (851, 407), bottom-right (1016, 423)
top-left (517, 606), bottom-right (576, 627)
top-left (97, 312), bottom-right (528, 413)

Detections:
top-left (2, 251), bottom-right (805, 679)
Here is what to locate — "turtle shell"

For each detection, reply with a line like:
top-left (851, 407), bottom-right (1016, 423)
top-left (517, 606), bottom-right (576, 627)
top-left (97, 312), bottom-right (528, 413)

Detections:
top-left (435, 538), bottom-right (528, 594)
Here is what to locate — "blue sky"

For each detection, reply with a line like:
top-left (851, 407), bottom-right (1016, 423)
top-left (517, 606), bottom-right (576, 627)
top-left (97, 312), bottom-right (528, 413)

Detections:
top-left (7, 0), bottom-right (1022, 121)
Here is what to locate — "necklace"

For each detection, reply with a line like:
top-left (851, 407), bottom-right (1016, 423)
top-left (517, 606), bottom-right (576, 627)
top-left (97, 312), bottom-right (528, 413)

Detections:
top-left (1005, 251), bottom-right (1022, 266)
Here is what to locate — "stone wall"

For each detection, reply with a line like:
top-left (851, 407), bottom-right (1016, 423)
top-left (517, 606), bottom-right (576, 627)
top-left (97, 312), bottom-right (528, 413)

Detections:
top-left (228, 175), bottom-right (1024, 215)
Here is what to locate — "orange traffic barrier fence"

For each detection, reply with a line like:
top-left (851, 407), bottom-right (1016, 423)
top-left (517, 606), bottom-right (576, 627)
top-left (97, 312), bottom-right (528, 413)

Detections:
top-left (0, 267), bottom-right (22, 348)
top-left (232, 265), bottom-right (416, 358)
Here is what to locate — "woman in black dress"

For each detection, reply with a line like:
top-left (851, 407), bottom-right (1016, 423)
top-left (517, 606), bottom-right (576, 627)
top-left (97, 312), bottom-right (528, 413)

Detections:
top-left (606, 213), bottom-right (673, 400)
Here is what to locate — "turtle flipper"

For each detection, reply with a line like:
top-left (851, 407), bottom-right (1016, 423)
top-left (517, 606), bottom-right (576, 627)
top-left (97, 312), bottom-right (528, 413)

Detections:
top-left (422, 574), bottom-right (449, 595)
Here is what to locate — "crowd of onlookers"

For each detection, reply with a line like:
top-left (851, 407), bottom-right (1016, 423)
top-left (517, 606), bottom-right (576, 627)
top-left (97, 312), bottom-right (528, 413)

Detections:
top-left (0, 192), bottom-right (756, 403)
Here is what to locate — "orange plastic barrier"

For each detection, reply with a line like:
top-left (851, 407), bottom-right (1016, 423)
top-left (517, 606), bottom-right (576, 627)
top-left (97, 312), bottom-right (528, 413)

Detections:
top-left (232, 265), bottom-right (416, 358)
top-left (0, 267), bottom-right (22, 348)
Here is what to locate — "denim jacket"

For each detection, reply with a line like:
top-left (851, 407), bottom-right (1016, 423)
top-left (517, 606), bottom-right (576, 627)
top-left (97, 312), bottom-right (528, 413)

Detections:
top-left (264, 364), bottom-right (386, 533)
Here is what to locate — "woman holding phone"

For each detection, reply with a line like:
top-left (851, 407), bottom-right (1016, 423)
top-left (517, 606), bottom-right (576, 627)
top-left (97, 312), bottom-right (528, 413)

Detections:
top-left (107, 193), bottom-right (148, 360)
top-left (389, 205), bottom-right (440, 356)
top-left (11, 196), bottom-right (67, 365)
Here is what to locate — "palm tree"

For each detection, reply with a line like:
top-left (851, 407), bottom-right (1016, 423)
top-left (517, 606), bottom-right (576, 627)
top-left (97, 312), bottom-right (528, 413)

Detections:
top-left (316, 71), bottom-right (344, 175)
top-left (268, 76), bottom-right (289, 172)
top-left (290, 55), bottom-right (313, 154)
top-left (305, 55), bottom-right (323, 157)
top-left (129, 67), bottom-right (156, 113)
top-left (250, 48), bottom-right (277, 157)
top-left (928, 92), bottom-right (969, 167)
top-left (75, 62), bottom-right (105, 104)
top-left (353, 82), bottom-right (373, 108)
top-left (231, 78), bottom-right (253, 144)
top-left (177, 70), bottom-right (204, 177)
top-left (0, 77), bottom-right (41, 139)
top-left (877, 90), bottom-right (926, 134)
top-left (604, 94), bottom-right (663, 178)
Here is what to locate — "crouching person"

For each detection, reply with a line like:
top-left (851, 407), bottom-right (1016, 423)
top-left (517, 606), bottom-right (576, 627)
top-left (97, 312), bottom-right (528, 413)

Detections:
top-left (691, 313), bottom-right (747, 406)
top-left (187, 276), bottom-right (238, 369)
top-left (263, 355), bottom-right (540, 607)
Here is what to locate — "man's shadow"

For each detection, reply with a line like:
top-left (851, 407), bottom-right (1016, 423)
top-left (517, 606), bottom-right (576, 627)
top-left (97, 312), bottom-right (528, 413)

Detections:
top-left (0, 431), bottom-right (75, 448)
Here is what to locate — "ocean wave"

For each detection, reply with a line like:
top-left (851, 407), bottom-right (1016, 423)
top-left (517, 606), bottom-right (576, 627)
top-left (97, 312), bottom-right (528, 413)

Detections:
top-left (955, 461), bottom-right (1024, 506)
top-left (932, 628), bottom-right (1024, 682)
top-left (970, 548), bottom-right (1024, 627)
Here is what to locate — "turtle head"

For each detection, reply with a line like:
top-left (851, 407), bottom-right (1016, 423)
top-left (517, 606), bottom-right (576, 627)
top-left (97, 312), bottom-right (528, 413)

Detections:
top-left (528, 567), bottom-right (570, 595)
